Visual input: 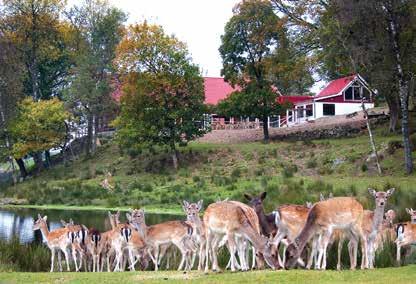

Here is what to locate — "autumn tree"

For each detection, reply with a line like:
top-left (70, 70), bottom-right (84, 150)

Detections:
top-left (114, 23), bottom-right (206, 169)
top-left (220, 0), bottom-right (289, 141)
top-left (10, 98), bottom-right (71, 173)
top-left (65, 0), bottom-right (126, 156)
top-left (0, 37), bottom-right (26, 179)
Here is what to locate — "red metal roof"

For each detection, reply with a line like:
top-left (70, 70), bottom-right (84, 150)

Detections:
top-left (277, 96), bottom-right (313, 104)
top-left (316, 74), bottom-right (356, 99)
top-left (204, 77), bottom-right (240, 105)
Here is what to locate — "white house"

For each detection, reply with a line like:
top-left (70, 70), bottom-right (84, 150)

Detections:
top-left (283, 74), bottom-right (375, 126)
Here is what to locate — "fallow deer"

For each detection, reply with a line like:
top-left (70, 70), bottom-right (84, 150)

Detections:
top-left (395, 222), bottom-right (416, 263)
top-left (33, 214), bottom-right (72, 272)
top-left (285, 197), bottom-right (368, 270)
top-left (62, 219), bottom-right (88, 272)
top-left (203, 200), bottom-right (278, 272)
top-left (128, 209), bottom-right (195, 271)
top-left (406, 208), bottom-right (416, 224)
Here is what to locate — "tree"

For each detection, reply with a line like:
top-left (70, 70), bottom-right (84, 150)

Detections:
top-left (10, 98), bottom-right (71, 173)
top-left (114, 23), bottom-right (206, 169)
top-left (273, 0), bottom-right (415, 173)
top-left (65, 0), bottom-right (126, 156)
top-left (0, 37), bottom-right (25, 179)
top-left (220, 0), bottom-right (285, 141)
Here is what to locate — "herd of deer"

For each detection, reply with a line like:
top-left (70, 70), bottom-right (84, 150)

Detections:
top-left (32, 187), bottom-right (416, 273)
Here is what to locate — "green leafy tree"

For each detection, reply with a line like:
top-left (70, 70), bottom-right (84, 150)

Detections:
top-left (10, 98), bottom-right (71, 173)
top-left (114, 23), bottom-right (206, 169)
top-left (65, 0), bottom-right (126, 156)
top-left (220, 0), bottom-right (289, 141)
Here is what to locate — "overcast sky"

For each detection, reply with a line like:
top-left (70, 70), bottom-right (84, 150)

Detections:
top-left (69, 0), bottom-right (324, 92)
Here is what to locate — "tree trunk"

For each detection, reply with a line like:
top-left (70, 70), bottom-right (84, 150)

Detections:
top-left (386, 95), bottom-right (400, 133)
top-left (15, 158), bottom-right (27, 178)
top-left (44, 150), bottom-right (51, 168)
top-left (262, 115), bottom-right (269, 142)
top-left (86, 113), bottom-right (93, 156)
top-left (32, 152), bottom-right (44, 174)
top-left (386, 6), bottom-right (413, 174)
top-left (170, 140), bottom-right (178, 170)
top-left (362, 101), bottom-right (382, 175)
top-left (93, 114), bottom-right (99, 152)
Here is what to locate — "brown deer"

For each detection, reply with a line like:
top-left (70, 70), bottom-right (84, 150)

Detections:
top-left (395, 222), bottom-right (416, 263)
top-left (33, 214), bottom-right (72, 272)
top-left (357, 188), bottom-right (395, 269)
top-left (203, 200), bottom-right (278, 272)
top-left (285, 197), bottom-right (368, 270)
top-left (128, 209), bottom-right (195, 271)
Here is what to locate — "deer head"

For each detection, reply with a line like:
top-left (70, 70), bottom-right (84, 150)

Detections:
top-left (305, 201), bottom-right (313, 209)
top-left (33, 214), bottom-right (47, 231)
top-left (368, 188), bottom-right (395, 207)
top-left (406, 208), bottom-right (416, 223)
top-left (244, 192), bottom-right (267, 214)
top-left (127, 209), bottom-right (145, 231)
top-left (182, 200), bottom-right (203, 222)
top-left (259, 238), bottom-right (279, 270)
top-left (384, 209), bottom-right (396, 227)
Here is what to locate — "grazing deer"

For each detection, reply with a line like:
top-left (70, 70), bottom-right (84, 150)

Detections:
top-left (406, 208), bottom-right (416, 224)
top-left (128, 209), bottom-right (195, 271)
top-left (33, 214), bottom-right (72, 272)
top-left (395, 222), bottom-right (416, 263)
top-left (203, 200), bottom-right (278, 272)
top-left (285, 197), bottom-right (368, 270)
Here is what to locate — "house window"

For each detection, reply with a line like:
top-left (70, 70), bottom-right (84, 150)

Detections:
top-left (345, 82), bottom-right (370, 101)
top-left (345, 87), bottom-right (353, 100)
top-left (306, 104), bottom-right (313, 117)
top-left (323, 104), bottom-right (335, 116)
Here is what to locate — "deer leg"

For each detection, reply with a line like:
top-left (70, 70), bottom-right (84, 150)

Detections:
top-left (251, 246), bottom-right (256, 269)
top-left (153, 245), bottom-right (160, 271)
top-left (204, 230), bottom-right (212, 272)
top-left (57, 250), bottom-right (63, 272)
top-left (63, 249), bottom-right (70, 272)
top-left (198, 240), bottom-right (205, 271)
top-left (307, 235), bottom-right (318, 269)
top-left (50, 248), bottom-right (55, 272)
top-left (321, 232), bottom-right (331, 270)
top-left (337, 236), bottom-right (344, 270)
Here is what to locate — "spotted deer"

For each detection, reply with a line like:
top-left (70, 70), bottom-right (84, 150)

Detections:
top-left (33, 214), bottom-right (72, 272)
top-left (203, 200), bottom-right (279, 272)
top-left (395, 222), bottom-right (416, 263)
top-left (405, 208), bottom-right (416, 223)
top-left (61, 219), bottom-right (88, 272)
top-left (285, 197), bottom-right (368, 270)
top-left (129, 209), bottom-right (195, 271)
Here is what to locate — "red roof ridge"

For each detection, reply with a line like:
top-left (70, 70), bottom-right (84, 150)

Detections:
top-left (315, 74), bottom-right (357, 99)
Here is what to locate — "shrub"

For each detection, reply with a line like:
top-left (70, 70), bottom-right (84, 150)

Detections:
top-left (306, 158), bottom-right (317, 169)
top-left (231, 168), bottom-right (242, 179)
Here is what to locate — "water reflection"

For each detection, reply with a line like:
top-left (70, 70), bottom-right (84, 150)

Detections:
top-left (0, 208), bottom-right (181, 244)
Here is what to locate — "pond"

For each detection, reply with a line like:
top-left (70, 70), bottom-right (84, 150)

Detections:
top-left (0, 207), bottom-right (182, 244)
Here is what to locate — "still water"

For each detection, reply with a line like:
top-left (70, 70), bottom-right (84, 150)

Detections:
top-left (0, 208), bottom-right (181, 244)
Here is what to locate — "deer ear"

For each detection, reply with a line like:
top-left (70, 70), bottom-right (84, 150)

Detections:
top-left (197, 200), bottom-right (203, 210)
top-left (319, 193), bottom-right (325, 201)
top-left (244, 194), bottom-right (252, 201)
top-left (183, 200), bottom-right (189, 208)
top-left (329, 192), bottom-right (334, 198)
top-left (108, 211), bottom-right (112, 218)
top-left (406, 208), bottom-right (411, 214)
top-left (38, 214), bottom-right (42, 219)
top-left (69, 218), bottom-right (74, 225)
top-left (82, 224), bottom-right (88, 232)
top-left (43, 216), bottom-right (48, 221)
top-left (260, 192), bottom-right (267, 201)
top-left (126, 213), bottom-right (132, 221)
top-left (386, 188), bottom-right (395, 197)
top-left (368, 188), bottom-right (376, 197)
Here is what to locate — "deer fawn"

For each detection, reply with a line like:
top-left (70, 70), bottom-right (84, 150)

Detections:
top-left (33, 214), bottom-right (72, 272)
top-left (203, 200), bottom-right (278, 272)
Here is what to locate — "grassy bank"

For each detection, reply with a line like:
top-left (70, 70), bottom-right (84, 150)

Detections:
top-left (0, 265), bottom-right (416, 283)
top-left (1, 123), bottom-right (415, 219)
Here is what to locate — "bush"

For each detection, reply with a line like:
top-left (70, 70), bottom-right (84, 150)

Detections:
top-left (282, 164), bottom-right (297, 178)
top-left (306, 158), bottom-right (317, 169)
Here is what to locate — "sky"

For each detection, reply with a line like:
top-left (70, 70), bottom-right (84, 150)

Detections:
top-left (69, 0), bottom-right (325, 93)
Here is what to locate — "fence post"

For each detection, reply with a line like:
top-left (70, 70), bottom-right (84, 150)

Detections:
top-left (278, 115), bottom-right (281, 128)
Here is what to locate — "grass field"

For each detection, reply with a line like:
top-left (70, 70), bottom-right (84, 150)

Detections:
top-left (0, 266), bottom-right (415, 283)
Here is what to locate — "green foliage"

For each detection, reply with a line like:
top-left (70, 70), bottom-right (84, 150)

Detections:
top-left (113, 23), bottom-right (207, 161)
top-left (10, 98), bottom-right (71, 159)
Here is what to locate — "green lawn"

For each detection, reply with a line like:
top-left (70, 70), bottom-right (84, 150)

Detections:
top-left (0, 266), bottom-right (415, 283)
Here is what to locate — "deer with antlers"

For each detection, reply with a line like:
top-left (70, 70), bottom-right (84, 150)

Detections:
top-left (285, 196), bottom-right (368, 270)
top-left (33, 214), bottom-right (72, 272)
top-left (203, 200), bottom-right (278, 272)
